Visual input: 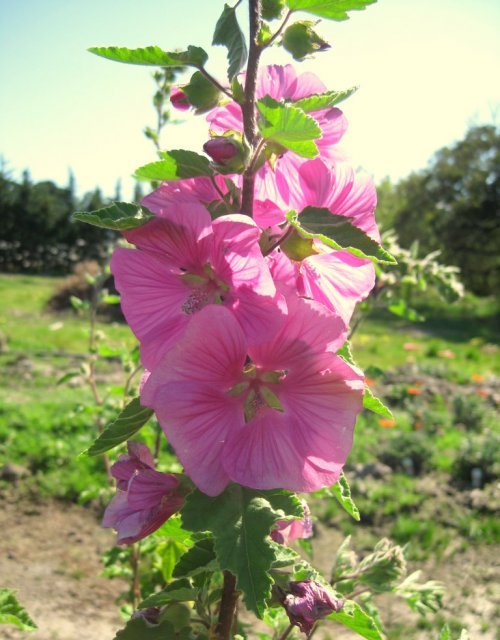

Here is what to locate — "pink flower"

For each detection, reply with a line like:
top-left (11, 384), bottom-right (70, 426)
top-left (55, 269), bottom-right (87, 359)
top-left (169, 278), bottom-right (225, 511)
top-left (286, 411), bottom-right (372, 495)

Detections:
top-left (102, 442), bottom-right (184, 545)
top-left (141, 299), bottom-right (364, 497)
top-left (110, 197), bottom-right (284, 369)
top-left (282, 580), bottom-right (344, 635)
top-left (208, 65), bottom-right (348, 161)
top-left (170, 86), bottom-right (190, 111)
top-left (255, 157), bottom-right (379, 239)
top-left (271, 499), bottom-right (313, 545)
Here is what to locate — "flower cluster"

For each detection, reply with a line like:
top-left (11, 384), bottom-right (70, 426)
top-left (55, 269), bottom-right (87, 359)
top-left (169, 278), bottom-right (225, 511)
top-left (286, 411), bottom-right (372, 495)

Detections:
top-left (105, 63), bottom-right (379, 543)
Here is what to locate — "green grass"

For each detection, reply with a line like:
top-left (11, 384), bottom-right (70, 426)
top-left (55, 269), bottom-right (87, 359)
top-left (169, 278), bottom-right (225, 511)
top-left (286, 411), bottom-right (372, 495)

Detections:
top-left (0, 273), bottom-right (498, 547)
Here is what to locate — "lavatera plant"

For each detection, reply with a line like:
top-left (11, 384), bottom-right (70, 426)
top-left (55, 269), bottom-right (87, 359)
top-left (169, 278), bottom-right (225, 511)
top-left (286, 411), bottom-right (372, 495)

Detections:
top-left (68, 1), bottom-right (447, 639)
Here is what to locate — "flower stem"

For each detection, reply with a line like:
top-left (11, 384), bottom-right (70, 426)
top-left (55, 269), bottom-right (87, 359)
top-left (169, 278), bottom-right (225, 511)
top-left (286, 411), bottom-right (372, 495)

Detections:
top-left (215, 570), bottom-right (239, 640)
top-left (241, 0), bottom-right (263, 217)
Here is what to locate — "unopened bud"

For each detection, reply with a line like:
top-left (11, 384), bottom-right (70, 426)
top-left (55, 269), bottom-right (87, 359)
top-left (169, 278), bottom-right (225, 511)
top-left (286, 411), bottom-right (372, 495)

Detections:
top-left (170, 86), bottom-right (190, 111)
top-left (282, 580), bottom-right (343, 635)
top-left (203, 137), bottom-right (247, 173)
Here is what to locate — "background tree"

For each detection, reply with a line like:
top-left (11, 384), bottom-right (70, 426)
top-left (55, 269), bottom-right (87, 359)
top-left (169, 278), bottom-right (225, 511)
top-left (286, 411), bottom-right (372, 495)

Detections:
top-left (392, 124), bottom-right (499, 296)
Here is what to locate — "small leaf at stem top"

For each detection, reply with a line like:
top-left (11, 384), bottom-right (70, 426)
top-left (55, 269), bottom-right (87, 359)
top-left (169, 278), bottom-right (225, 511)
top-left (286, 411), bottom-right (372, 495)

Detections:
top-left (213, 4), bottom-right (248, 81)
top-left (88, 45), bottom-right (207, 68)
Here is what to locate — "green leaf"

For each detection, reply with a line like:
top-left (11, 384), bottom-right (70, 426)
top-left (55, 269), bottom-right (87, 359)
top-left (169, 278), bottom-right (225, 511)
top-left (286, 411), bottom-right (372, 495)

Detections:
top-left (292, 86), bottom-right (358, 112)
top-left (262, 0), bottom-right (286, 20)
top-left (287, 207), bottom-right (397, 264)
top-left (139, 579), bottom-right (198, 608)
top-left (114, 617), bottom-right (176, 639)
top-left (282, 21), bottom-right (330, 60)
top-left (183, 71), bottom-right (222, 113)
top-left (88, 45), bottom-right (207, 68)
top-left (87, 397), bottom-right (153, 456)
top-left (135, 149), bottom-right (212, 182)
top-left (363, 387), bottom-right (393, 419)
top-left (181, 485), bottom-right (303, 616)
top-left (328, 600), bottom-right (384, 640)
top-left (213, 4), bottom-right (248, 80)
top-left (56, 370), bottom-right (80, 386)
top-left (257, 96), bottom-right (321, 158)
top-left (269, 541), bottom-right (302, 568)
top-left (331, 473), bottom-right (360, 521)
top-left (173, 538), bottom-right (218, 577)
top-left (155, 515), bottom-right (193, 544)
top-left (0, 589), bottom-right (37, 631)
top-left (73, 202), bottom-right (154, 231)
top-left (387, 300), bottom-right (424, 322)
top-left (286, 0), bottom-right (377, 21)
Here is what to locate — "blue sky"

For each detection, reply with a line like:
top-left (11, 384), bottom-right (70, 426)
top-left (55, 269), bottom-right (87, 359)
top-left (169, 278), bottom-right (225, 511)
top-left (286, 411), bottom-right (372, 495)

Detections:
top-left (1, 0), bottom-right (499, 199)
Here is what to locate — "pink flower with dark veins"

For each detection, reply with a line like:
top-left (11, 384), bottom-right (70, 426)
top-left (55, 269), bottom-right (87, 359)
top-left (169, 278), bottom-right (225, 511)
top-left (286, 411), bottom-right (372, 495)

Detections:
top-left (102, 442), bottom-right (184, 545)
top-left (111, 197), bottom-right (284, 369)
top-left (141, 299), bottom-right (364, 497)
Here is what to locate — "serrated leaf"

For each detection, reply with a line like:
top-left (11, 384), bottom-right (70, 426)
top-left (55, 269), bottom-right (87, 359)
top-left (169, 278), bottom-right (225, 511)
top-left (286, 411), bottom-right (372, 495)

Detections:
top-left (0, 589), bottom-right (37, 631)
top-left (73, 202), bottom-right (154, 231)
top-left (363, 387), bottom-right (393, 419)
top-left (286, 0), bottom-right (377, 21)
top-left (135, 149), bottom-right (212, 182)
top-left (173, 538), bottom-right (218, 577)
top-left (87, 398), bottom-right (153, 456)
top-left (287, 207), bottom-right (396, 264)
top-left (114, 616), bottom-right (176, 639)
top-left (139, 579), bottom-right (198, 608)
top-left (331, 473), bottom-right (360, 521)
top-left (292, 86), bottom-right (358, 111)
top-left (269, 541), bottom-right (302, 568)
top-left (257, 96), bottom-right (321, 158)
top-left (181, 485), bottom-right (303, 616)
top-left (328, 599), bottom-right (385, 640)
top-left (183, 71), bottom-right (222, 113)
top-left (213, 4), bottom-right (248, 80)
top-left (89, 45), bottom-right (207, 68)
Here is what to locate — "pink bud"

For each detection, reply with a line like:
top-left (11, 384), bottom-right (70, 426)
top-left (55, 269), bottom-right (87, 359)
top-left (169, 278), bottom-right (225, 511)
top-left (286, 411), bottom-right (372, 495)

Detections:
top-left (170, 86), bottom-right (190, 111)
top-left (283, 580), bottom-right (343, 635)
top-left (203, 137), bottom-right (241, 165)
top-left (271, 499), bottom-right (313, 546)
top-left (102, 441), bottom-right (185, 545)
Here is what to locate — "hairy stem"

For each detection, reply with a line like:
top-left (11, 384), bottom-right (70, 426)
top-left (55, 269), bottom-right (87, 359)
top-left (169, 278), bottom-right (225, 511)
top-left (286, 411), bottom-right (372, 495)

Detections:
top-left (198, 66), bottom-right (233, 100)
top-left (241, 0), bottom-right (263, 216)
top-left (265, 9), bottom-right (293, 48)
top-left (215, 571), bottom-right (239, 640)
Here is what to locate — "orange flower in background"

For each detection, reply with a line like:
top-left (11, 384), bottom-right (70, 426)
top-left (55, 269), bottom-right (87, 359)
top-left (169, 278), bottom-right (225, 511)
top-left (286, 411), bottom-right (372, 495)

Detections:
top-left (414, 420), bottom-right (423, 430)
top-left (471, 374), bottom-right (485, 383)
top-left (378, 418), bottom-right (397, 428)
top-left (437, 349), bottom-right (455, 359)
top-left (365, 377), bottom-right (376, 387)
top-left (475, 388), bottom-right (490, 398)
top-left (403, 342), bottom-right (421, 351)
top-left (407, 387), bottom-right (423, 396)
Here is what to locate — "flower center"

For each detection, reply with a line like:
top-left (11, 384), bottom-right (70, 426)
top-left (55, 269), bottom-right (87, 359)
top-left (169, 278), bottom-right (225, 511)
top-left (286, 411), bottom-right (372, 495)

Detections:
top-left (179, 264), bottom-right (230, 315)
top-left (228, 362), bottom-right (286, 422)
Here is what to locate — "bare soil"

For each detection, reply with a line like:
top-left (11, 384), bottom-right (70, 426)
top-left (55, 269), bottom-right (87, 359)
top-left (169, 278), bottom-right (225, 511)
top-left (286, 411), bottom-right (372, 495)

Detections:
top-left (1, 496), bottom-right (126, 640)
top-left (1, 496), bottom-right (498, 639)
